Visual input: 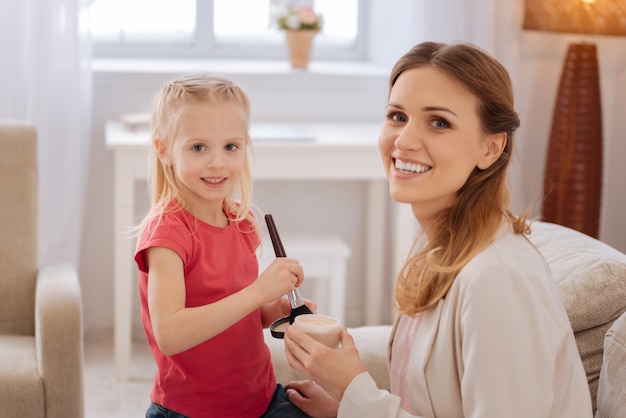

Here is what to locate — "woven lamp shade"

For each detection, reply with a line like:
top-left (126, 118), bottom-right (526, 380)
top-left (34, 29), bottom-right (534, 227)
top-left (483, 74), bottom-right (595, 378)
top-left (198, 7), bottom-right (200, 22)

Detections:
top-left (523, 0), bottom-right (626, 36)
top-left (523, 0), bottom-right (626, 239)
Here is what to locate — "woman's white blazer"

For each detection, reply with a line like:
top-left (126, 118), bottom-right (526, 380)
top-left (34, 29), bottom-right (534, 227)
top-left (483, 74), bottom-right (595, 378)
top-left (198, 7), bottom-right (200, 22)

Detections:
top-left (339, 225), bottom-right (592, 418)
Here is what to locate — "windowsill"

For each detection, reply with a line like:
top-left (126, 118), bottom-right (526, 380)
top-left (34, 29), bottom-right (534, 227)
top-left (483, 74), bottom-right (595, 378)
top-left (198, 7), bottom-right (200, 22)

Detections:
top-left (91, 58), bottom-right (389, 77)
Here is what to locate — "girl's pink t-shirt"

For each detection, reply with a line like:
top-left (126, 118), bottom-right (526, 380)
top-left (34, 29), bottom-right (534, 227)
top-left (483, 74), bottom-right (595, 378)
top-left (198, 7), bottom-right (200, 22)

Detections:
top-left (135, 207), bottom-right (275, 417)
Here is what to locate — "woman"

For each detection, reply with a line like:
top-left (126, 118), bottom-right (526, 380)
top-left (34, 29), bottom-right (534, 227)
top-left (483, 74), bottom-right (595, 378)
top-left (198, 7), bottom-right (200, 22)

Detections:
top-left (283, 42), bottom-right (592, 418)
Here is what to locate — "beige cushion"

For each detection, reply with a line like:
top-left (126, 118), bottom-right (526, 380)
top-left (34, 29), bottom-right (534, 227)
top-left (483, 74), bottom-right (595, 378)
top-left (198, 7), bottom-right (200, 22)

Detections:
top-left (595, 312), bottom-right (626, 418)
top-left (528, 221), bottom-right (626, 412)
top-left (0, 335), bottom-right (44, 418)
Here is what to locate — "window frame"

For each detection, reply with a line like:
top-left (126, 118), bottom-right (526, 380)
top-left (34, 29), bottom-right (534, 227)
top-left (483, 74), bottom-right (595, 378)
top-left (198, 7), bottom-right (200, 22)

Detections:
top-left (92, 0), bottom-right (369, 62)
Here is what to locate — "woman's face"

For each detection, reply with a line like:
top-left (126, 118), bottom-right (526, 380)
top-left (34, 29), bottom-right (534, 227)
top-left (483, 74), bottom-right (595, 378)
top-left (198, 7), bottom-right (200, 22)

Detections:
top-left (379, 66), bottom-right (499, 223)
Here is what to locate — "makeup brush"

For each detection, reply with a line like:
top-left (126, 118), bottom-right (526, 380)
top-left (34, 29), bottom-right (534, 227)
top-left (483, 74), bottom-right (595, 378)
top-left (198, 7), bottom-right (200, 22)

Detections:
top-left (264, 214), bottom-right (313, 324)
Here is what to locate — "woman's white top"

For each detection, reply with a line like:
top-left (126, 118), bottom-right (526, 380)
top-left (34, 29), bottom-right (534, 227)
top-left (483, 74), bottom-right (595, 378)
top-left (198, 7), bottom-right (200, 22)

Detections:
top-left (339, 224), bottom-right (592, 418)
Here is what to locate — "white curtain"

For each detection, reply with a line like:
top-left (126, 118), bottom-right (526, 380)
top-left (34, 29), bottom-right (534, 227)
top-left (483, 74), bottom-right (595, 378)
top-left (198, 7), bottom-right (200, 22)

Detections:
top-left (369, 0), bottom-right (522, 73)
top-left (0, 0), bottom-right (92, 268)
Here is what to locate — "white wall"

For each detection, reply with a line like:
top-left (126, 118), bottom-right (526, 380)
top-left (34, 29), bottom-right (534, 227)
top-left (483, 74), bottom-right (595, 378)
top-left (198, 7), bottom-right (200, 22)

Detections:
top-left (80, 7), bottom-right (626, 337)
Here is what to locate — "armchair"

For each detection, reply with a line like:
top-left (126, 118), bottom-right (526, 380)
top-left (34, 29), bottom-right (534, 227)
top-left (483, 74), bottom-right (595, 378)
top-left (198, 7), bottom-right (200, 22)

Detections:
top-left (0, 121), bottom-right (84, 417)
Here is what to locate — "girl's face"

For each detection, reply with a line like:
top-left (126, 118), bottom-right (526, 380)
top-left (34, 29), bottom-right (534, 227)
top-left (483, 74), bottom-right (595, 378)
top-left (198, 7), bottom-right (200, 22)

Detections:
top-left (157, 102), bottom-right (248, 224)
top-left (379, 66), bottom-right (502, 223)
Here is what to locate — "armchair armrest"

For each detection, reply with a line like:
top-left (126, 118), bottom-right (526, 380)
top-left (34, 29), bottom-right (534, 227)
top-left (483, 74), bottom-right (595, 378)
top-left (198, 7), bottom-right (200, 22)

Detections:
top-left (35, 264), bottom-right (84, 418)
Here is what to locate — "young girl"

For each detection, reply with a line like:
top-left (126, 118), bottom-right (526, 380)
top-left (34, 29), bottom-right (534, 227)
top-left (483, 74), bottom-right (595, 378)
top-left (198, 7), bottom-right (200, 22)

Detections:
top-left (134, 74), bottom-right (311, 418)
top-left (283, 42), bottom-right (593, 417)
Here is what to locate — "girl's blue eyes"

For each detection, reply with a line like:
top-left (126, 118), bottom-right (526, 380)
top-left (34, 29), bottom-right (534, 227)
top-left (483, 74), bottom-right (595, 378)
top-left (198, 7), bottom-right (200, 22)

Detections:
top-left (191, 143), bottom-right (239, 152)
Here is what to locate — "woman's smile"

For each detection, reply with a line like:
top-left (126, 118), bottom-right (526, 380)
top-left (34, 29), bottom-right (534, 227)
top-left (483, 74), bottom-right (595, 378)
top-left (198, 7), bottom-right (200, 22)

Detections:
top-left (393, 158), bottom-right (432, 176)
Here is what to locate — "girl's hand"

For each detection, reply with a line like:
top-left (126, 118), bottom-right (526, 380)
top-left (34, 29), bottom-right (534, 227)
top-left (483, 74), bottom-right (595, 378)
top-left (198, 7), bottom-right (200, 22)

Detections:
top-left (261, 296), bottom-right (317, 328)
top-left (254, 257), bottom-right (304, 305)
top-left (284, 326), bottom-right (367, 401)
top-left (285, 380), bottom-right (339, 418)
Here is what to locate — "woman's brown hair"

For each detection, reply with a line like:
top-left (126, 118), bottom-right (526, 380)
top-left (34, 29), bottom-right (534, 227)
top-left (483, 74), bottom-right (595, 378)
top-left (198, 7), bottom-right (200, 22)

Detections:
top-left (392, 42), bottom-right (527, 315)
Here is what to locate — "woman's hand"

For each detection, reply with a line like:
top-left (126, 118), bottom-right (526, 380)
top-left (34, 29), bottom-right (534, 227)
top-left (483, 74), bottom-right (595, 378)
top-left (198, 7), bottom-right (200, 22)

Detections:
top-left (284, 325), bottom-right (367, 401)
top-left (285, 380), bottom-right (339, 418)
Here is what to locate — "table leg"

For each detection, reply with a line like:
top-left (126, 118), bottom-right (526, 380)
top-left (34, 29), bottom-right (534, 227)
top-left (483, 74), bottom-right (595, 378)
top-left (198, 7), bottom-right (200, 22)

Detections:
top-left (328, 255), bottom-right (348, 324)
top-left (113, 152), bottom-right (134, 381)
top-left (364, 180), bottom-right (388, 325)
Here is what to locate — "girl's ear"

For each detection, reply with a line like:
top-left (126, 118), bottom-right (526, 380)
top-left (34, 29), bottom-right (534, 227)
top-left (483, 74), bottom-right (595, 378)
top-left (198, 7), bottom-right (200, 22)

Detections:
top-left (153, 137), bottom-right (170, 165)
top-left (477, 132), bottom-right (507, 170)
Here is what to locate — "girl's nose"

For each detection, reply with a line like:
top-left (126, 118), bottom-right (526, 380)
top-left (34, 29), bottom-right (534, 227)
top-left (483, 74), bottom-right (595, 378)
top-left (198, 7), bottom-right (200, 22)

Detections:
top-left (206, 152), bottom-right (225, 168)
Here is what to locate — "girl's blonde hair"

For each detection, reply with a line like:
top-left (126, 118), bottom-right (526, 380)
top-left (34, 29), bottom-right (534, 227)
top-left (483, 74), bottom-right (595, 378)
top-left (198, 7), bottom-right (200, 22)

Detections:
top-left (138, 74), bottom-right (257, 237)
top-left (392, 42), bottom-right (528, 316)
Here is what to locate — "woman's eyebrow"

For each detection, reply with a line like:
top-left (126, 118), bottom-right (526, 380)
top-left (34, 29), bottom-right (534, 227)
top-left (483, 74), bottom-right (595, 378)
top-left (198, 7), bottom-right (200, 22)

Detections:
top-left (423, 106), bottom-right (458, 117)
top-left (387, 102), bottom-right (458, 118)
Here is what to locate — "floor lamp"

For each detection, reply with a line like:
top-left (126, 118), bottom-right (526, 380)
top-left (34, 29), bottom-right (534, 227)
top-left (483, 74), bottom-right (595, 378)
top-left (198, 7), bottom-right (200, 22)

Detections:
top-left (523, 0), bottom-right (626, 238)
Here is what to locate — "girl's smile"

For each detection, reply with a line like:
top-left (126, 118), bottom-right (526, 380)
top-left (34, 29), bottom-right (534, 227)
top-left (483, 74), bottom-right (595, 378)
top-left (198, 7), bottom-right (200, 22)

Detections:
top-left (202, 176), bottom-right (227, 185)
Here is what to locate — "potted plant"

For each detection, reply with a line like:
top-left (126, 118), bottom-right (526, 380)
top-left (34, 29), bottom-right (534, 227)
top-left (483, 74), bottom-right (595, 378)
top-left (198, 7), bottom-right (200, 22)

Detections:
top-left (277, 6), bottom-right (323, 69)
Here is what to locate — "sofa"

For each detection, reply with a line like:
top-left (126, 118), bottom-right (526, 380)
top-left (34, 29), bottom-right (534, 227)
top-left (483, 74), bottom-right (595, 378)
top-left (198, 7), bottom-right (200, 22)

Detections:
top-left (266, 221), bottom-right (626, 417)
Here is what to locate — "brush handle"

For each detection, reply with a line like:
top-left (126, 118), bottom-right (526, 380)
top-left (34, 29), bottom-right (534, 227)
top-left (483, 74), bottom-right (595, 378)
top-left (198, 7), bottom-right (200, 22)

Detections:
top-left (264, 214), bottom-right (306, 309)
top-left (265, 214), bottom-right (287, 257)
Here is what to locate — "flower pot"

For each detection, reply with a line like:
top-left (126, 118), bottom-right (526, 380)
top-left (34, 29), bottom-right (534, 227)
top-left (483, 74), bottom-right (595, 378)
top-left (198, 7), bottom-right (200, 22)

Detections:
top-left (285, 30), bottom-right (318, 69)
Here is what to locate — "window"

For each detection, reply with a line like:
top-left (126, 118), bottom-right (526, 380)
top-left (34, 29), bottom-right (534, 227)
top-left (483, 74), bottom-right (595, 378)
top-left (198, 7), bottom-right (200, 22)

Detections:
top-left (89, 0), bottom-right (365, 61)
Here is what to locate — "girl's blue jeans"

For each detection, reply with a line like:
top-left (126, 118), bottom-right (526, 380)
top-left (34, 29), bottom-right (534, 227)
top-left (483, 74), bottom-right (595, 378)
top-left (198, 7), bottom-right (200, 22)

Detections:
top-left (145, 384), bottom-right (309, 417)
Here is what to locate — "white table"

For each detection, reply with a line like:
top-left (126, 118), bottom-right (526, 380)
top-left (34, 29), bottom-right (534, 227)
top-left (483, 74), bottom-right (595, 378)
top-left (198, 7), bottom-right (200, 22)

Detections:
top-left (106, 120), bottom-right (404, 381)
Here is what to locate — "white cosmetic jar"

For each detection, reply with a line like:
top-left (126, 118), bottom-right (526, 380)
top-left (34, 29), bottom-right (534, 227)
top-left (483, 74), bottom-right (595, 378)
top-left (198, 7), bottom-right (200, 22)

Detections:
top-left (293, 314), bottom-right (342, 348)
